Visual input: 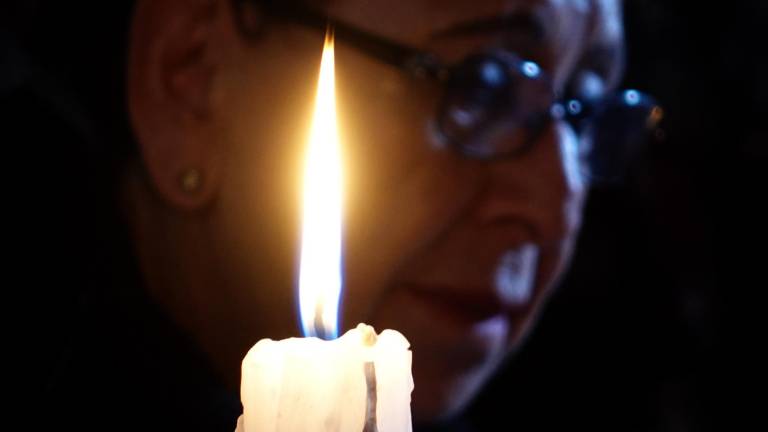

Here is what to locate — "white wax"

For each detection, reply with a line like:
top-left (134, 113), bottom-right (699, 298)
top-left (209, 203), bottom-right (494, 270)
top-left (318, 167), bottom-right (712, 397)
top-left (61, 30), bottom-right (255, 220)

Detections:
top-left (238, 324), bottom-right (413, 432)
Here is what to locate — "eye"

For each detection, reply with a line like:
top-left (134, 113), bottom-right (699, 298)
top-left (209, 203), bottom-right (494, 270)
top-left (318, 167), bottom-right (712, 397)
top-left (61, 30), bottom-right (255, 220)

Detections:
top-left (555, 96), bottom-right (596, 137)
top-left (558, 69), bottom-right (606, 134)
top-left (573, 70), bottom-right (608, 100)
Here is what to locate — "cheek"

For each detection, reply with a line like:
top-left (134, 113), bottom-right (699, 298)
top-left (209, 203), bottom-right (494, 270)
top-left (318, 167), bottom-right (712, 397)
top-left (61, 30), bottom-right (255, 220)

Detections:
top-left (208, 119), bottom-right (301, 338)
top-left (342, 160), bottom-right (472, 328)
top-left (336, 50), bottom-right (479, 328)
top-left (204, 40), bottom-right (324, 337)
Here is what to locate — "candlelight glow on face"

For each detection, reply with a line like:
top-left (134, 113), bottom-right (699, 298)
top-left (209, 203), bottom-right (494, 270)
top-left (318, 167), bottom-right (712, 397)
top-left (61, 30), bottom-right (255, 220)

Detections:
top-left (298, 30), bottom-right (343, 339)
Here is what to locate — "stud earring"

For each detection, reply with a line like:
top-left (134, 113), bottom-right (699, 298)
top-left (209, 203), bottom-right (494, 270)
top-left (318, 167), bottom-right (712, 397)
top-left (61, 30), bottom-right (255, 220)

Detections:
top-left (180, 168), bottom-right (202, 193)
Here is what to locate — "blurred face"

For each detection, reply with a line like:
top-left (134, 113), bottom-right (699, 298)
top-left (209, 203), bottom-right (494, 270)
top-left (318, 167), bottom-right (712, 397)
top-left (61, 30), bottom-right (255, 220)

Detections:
top-left (170, 0), bottom-right (623, 423)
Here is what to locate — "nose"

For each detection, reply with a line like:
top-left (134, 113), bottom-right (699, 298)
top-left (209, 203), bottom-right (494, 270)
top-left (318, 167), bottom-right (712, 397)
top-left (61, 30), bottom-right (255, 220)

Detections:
top-left (471, 120), bottom-right (587, 246)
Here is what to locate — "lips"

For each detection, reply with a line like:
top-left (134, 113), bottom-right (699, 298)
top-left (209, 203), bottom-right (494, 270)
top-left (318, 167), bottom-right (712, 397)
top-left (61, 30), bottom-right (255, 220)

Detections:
top-left (367, 243), bottom-right (544, 418)
top-left (389, 286), bottom-right (512, 370)
top-left (397, 243), bottom-right (540, 326)
top-left (402, 282), bottom-right (530, 330)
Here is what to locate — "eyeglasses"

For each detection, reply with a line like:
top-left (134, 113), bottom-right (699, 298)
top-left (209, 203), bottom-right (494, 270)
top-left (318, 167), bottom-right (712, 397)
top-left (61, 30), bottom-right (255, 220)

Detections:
top-left (233, 1), bottom-right (664, 184)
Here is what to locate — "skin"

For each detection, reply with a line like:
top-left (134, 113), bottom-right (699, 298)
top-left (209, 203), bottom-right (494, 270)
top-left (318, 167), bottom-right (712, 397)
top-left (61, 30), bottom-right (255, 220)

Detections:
top-left (125, 0), bottom-right (623, 423)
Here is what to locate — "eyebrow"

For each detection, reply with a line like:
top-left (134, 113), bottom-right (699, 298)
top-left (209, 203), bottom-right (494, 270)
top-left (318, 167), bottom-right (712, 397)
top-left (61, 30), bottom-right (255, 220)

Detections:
top-left (430, 12), bottom-right (547, 42)
top-left (259, 3), bottom-right (550, 79)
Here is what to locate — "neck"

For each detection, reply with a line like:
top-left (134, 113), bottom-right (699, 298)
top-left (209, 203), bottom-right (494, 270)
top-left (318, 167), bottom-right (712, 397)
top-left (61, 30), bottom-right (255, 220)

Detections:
top-left (120, 162), bottom-right (244, 390)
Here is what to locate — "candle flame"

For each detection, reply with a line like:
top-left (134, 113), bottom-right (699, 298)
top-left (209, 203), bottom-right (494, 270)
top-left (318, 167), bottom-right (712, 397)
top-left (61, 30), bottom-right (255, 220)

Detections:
top-left (299, 29), bottom-right (343, 339)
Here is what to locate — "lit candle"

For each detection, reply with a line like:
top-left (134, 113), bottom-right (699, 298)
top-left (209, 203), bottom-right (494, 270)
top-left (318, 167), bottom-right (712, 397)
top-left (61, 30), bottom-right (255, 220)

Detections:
top-left (236, 30), bottom-right (414, 432)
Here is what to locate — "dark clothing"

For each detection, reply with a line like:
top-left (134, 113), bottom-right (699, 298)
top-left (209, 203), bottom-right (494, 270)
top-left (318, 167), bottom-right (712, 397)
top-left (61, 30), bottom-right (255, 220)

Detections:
top-left (42, 265), bottom-right (242, 431)
top-left (4, 73), bottom-right (241, 430)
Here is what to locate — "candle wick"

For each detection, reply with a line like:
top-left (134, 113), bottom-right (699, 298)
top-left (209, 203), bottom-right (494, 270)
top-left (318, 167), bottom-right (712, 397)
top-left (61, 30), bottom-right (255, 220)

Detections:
top-left (312, 305), bottom-right (330, 340)
top-left (358, 323), bottom-right (378, 347)
top-left (363, 361), bottom-right (379, 432)
top-left (313, 315), bottom-right (323, 339)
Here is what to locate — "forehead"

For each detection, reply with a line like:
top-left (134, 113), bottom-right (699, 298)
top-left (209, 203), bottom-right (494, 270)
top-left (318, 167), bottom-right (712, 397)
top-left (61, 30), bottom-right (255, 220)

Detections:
top-left (322, 0), bottom-right (623, 87)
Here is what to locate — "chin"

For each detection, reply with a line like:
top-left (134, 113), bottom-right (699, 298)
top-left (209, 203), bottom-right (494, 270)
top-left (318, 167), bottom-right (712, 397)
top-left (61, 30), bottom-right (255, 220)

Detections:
top-left (372, 287), bottom-right (520, 424)
top-left (410, 357), bottom-right (501, 424)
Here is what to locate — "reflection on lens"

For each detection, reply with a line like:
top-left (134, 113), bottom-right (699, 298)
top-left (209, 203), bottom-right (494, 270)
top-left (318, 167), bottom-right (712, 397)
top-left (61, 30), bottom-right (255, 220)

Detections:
top-left (567, 99), bottom-right (582, 115)
top-left (449, 107), bottom-right (480, 128)
top-left (481, 62), bottom-right (506, 86)
top-left (521, 61), bottom-right (541, 78)
top-left (623, 89), bottom-right (641, 106)
top-left (550, 103), bottom-right (566, 119)
top-left (434, 52), bottom-right (554, 159)
top-left (583, 90), bottom-right (661, 184)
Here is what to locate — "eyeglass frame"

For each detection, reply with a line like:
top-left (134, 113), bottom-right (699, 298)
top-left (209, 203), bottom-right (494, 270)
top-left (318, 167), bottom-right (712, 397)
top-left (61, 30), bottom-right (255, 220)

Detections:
top-left (231, 0), bottom-right (663, 182)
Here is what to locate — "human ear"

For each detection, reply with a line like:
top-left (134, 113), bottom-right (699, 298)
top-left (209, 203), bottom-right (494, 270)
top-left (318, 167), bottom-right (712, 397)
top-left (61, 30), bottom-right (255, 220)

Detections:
top-left (127, 0), bottom-right (223, 210)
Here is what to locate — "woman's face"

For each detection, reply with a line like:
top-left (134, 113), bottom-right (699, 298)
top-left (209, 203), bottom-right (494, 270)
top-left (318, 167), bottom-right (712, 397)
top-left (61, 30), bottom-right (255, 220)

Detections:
top-left (184, 0), bottom-right (623, 422)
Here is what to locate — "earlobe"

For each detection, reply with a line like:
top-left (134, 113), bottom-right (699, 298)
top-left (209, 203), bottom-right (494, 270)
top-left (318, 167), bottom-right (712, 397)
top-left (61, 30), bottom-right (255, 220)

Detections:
top-left (127, 0), bottom-right (222, 211)
top-left (171, 164), bottom-right (222, 209)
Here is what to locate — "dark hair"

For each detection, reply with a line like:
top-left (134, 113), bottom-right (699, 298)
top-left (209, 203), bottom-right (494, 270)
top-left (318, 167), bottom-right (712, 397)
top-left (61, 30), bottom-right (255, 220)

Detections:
top-left (1, 1), bottom-right (298, 166)
top-left (3, 3), bottom-right (143, 387)
top-left (3, 1), bottom-right (138, 168)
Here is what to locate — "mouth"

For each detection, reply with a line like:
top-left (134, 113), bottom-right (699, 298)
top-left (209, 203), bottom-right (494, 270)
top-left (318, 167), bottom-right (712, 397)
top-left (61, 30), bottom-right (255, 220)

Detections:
top-left (367, 244), bottom-right (543, 419)
top-left (404, 284), bottom-right (520, 326)
top-left (397, 243), bottom-right (540, 328)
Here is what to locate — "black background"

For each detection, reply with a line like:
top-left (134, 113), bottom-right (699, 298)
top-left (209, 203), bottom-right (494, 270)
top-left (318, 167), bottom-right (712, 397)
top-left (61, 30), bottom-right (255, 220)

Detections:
top-left (3, 0), bottom-right (753, 430)
top-left (465, 1), bottom-right (758, 430)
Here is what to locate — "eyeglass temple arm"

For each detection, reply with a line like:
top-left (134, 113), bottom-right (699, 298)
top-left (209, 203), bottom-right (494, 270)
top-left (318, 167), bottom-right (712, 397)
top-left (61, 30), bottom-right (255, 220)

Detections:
top-left (256, 1), bottom-right (447, 79)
